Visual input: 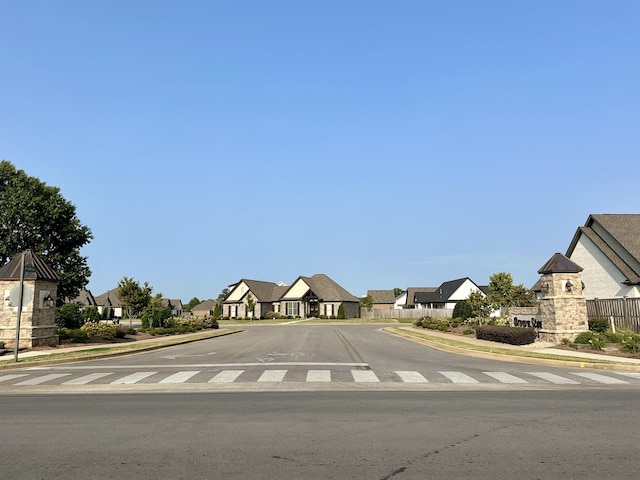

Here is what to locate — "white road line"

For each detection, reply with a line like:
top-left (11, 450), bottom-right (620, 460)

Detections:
top-left (15, 374), bottom-right (72, 386)
top-left (484, 372), bottom-right (528, 384)
top-left (159, 371), bottom-right (200, 384)
top-left (258, 370), bottom-right (287, 382)
top-left (111, 372), bottom-right (157, 385)
top-left (395, 371), bottom-right (428, 383)
top-left (351, 370), bottom-right (380, 382)
top-left (527, 372), bottom-right (581, 385)
top-left (306, 370), bottom-right (331, 382)
top-left (0, 374), bottom-right (29, 383)
top-left (62, 373), bottom-right (113, 385)
top-left (440, 372), bottom-right (479, 384)
top-left (573, 372), bottom-right (629, 384)
top-left (209, 370), bottom-right (244, 383)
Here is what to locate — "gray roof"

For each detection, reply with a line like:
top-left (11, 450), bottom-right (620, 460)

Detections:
top-left (224, 279), bottom-right (289, 303)
top-left (404, 287), bottom-right (437, 306)
top-left (94, 288), bottom-right (122, 308)
top-left (70, 289), bottom-right (97, 306)
top-left (0, 249), bottom-right (62, 282)
top-left (367, 290), bottom-right (396, 304)
top-left (287, 274), bottom-right (360, 303)
top-left (567, 214), bottom-right (640, 284)
top-left (192, 299), bottom-right (217, 312)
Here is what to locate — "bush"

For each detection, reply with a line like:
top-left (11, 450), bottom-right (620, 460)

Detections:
top-left (476, 325), bottom-right (536, 345)
top-left (266, 312), bottom-right (284, 319)
top-left (621, 333), bottom-right (640, 353)
top-left (80, 322), bottom-right (117, 340)
top-left (420, 317), bottom-right (451, 332)
top-left (452, 300), bottom-right (473, 321)
top-left (573, 331), bottom-right (607, 350)
top-left (0, 341), bottom-right (5, 349)
top-left (412, 318), bottom-right (423, 327)
top-left (588, 318), bottom-right (609, 333)
top-left (58, 328), bottom-right (90, 343)
top-left (463, 329), bottom-right (474, 335)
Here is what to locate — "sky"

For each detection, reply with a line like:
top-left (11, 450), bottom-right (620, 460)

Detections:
top-left (1, 0), bottom-right (638, 302)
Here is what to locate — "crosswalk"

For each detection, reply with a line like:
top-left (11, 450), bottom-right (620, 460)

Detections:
top-left (1, 368), bottom-right (640, 387)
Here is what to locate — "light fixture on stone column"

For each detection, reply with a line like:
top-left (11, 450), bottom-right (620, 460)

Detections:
top-left (565, 280), bottom-right (573, 293)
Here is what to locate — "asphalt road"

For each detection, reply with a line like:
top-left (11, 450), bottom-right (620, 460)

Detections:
top-left (2, 390), bottom-right (640, 479)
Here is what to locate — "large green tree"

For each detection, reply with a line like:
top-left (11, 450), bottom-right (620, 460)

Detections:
top-left (486, 272), bottom-right (536, 315)
top-left (0, 161), bottom-right (93, 303)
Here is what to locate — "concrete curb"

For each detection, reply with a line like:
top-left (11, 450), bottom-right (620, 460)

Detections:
top-left (385, 327), bottom-right (640, 372)
top-left (0, 328), bottom-right (243, 370)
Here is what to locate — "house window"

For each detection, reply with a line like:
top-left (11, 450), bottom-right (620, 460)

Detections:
top-left (325, 304), bottom-right (333, 316)
top-left (286, 302), bottom-right (299, 316)
top-left (273, 303), bottom-right (280, 313)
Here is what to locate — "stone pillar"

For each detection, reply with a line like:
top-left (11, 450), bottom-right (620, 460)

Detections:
top-left (537, 253), bottom-right (589, 344)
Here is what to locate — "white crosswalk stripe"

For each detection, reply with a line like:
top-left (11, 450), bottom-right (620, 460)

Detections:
top-left (0, 374), bottom-right (29, 383)
top-left (440, 371), bottom-right (479, 384)
top-left (2, 368), bottom-right (640, 387)
top-left (111, 372), bottom-right (157, 385)
top-left (258, 370), bottom-right (287, 382)
top-left (484, 372), bottom-right (528, 384)
top-left (573, 372), bottom-right (629, 384)
top-left (15, 373), bottom-right (72, 386)
top-left (527, 372), bottom-right (580, 385)
top-left (62, 373), bottom-right (113, 385)
top-left (395, 371), bottom-right (429, 383)
top-left (351, 370), bottom-right (380, 382)
top-left (209, 370), bottom-right (244, 383)
top-left (306, 370), bottom-right (331, 382)
top-left (159, 371), bottom-right (200, 384)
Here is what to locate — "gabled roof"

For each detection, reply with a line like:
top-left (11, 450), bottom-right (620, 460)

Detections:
top-left (224, 279), bottom-right (288, 303)
top-left (0, 249), bottom-right (62, 282)
top-left (413, 278), bottom-right (477, 304)
top-left (192, 299), bottom-right (217, 312)
top-left (367, 290), bottom-right (396, 304)
top-left (403, 287), bottom-right (437, 306)
top-left (94, 288), bottom-right (122, 308)
top-left (284, 274), bottom-right (360, 303)
top-left (70, 289), bottom-right (97, 306)
top-left (161, 298), bottom-right (183, 309)
top-left (566, 214), bottom-right (640, 284)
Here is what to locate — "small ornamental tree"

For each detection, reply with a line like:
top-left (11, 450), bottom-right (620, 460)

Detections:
top-left (360, 295), bottom-right (373, 311)
top-left (246, 293), bottom-right (256, 319)
top-left (337, 303), bottom-right (346, 319)
top-left (452, 299), bottom-right (473, 320)
top-left (212, 302), bottom-right (221, 319)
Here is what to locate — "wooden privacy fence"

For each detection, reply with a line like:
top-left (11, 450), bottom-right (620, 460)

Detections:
top-left (586, 298), bottom-right (640, 333)
top-left (361, 308), bottom-right (453, 320)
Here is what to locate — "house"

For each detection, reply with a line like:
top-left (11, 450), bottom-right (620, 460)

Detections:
top-left (223, 279), bottom-right (289, 319)
top-left (394, 287), bottom-right (437, 309)
top-left (280, 274), bottom-right (360, 318)
top-left (566, 214), bottom-right (640, 299)
top-left (366, 290), bottom-right (396, 310)
top-left (161, 298), bottom-right (183, 317)
top-left (94, 288), bottom-right (123, 320)
top-left (191, 299), bottom-right (217, 318)
top-left (70, 289), bottom-right (97, 308)
top-left (413, 277), bottom-right (484, 310)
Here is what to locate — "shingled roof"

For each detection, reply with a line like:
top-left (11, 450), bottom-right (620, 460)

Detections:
top-left (0, 249), bottom-right (62, 282)
top-left (288, 274), bottom-right (360, 303)
top-left (566, 214), bottom-right (640, 284)
top-left (367, 290), bottom-right (396, 304)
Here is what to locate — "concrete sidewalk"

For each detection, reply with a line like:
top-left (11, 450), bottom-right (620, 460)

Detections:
top-left (390, 326), bottom-right (640, 368)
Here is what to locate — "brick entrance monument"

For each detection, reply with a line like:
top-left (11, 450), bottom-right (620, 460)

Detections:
top-left (0, 249), bottom-right (61, 349)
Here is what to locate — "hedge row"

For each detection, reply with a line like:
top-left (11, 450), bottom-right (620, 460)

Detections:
top-left (475, 325), bottom-right (536, 345)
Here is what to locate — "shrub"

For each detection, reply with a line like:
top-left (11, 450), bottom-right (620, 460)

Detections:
top-left (412, 318), bottom-right (423, 327)
top-left (0, 341), bottom-right (5, 349)
top-left (463, 329), bottom-right (474, 335)
top-left (420, 317), bottom-right (450, 332)
top-left (573, 331), bottom-right (607, 350)
top-left (621, 333), bottom-right (640, 353)
top-left (337, 303), bottom-right (346, 319)
top-left (588, 318), bottom-right (609, 333)
top-left (55, 303), bottom-right (83, 329)
top-left (80, 322), bottom-right (117, 340)
top-left (58, 328), bottom-right (90, 343)
top-left (475, 325), bottom-right (536, 345)
top-left (604, 332), bottom-right (621, 343)
top-left (452, 300), bottom-right (473, 321)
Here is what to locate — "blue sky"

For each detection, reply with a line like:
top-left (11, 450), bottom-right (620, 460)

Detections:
top-left (1, 0), bottom-right (638, 302)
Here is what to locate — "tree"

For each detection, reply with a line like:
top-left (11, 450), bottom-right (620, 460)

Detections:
top-left (452, 299), bottom-right (473, 320)
top-left (393, 288), bottom-right (405, 298)
top-left (0, 160), bottom-right (93, 303)
top-left (141, 294), bottom-right (171, 328)
top-left (184, 297), bottom-right (201, 312)
top-left (246, 293), bottom-right (256, 319)
top-left (82, 306), bottom-right (101, 323)
top-left (212, 302), bottom-right (221, 319)
top-left (118, 276), bottom-right (152, 327)
top-left (467, 290), bottom-right (492, 319)
top-left (486, 272), bottom-right (536, 315)
top-left (337, 303), bottom-right (346, 319)
top-left (360, 295), bottom-right (373, 311)
top-left (217, 288), bottom-right (230, 303)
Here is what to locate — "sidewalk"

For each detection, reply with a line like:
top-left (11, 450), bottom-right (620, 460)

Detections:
top-left (390, 326), bottom-right (640, 369)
